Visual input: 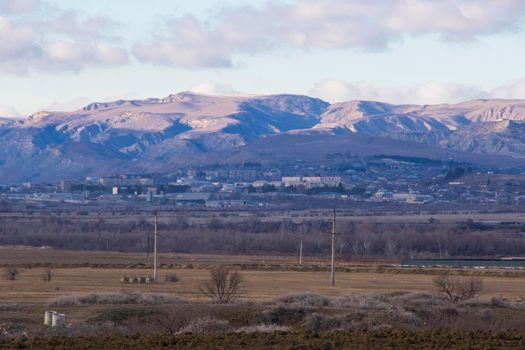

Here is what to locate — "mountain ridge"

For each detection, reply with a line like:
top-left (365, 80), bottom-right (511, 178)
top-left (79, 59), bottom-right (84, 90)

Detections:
top-left (2, 92), bottom-right (525, 183)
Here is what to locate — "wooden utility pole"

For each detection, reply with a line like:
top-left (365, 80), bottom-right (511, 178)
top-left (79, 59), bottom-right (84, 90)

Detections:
top-left (153, 210), bottom-right (158, 281)
top-left (299, 240), bottom-right (303, 265)
top-left (146, 230), bottom-right (150, 258)
top-left (330, 208), bottom-right (336, 286)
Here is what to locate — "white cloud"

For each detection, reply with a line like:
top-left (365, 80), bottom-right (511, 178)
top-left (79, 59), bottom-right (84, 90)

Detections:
top-left (134, 0), bottom-right (525, 68)
top-left (310, 79), bottom-right (488, 105)
top-left (0, 2), bottom-right (128, 73)
top-left (310, 78), bottom-right (525, 105)
top-left (490, 79), bottom-right (525, 100)
top-left (189, 82), bottom-right (242, 96)
top-left (0, 104), bottom-right (21, 118)
top-left (0, 0), bottom-right (40, 14)
top-left (44, 97), bottom-right (92, 112)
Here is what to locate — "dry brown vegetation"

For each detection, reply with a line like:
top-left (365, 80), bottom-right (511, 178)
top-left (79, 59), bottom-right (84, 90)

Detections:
top-left (199, 266), bottom-right (243, 303)
top-left (0, 209), bottom-right (524, 347)
top-left (1, 212), bottom-right (525, 258)
top-left (1, 330), bottom-right (524, 350)
top-left (433, 273), bottom-right (483, 303)
top-left (2, 267), bottom-right (19, 281)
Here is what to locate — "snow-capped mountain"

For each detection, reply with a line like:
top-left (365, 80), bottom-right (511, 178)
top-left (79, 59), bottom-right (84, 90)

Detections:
top-left (1, 92), bottom-right (525, 182)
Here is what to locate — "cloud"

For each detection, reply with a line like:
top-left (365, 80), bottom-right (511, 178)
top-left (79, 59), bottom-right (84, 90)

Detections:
top-left (310, 79), bottom-right (489, 105)
top-left (44, 96), bottom-right (92, 112)
top-left (0, 104), bottom-right (21, 119)
top-left (490, 79), bottom-right (525, 100)
top-left (310, 78), bottom-right (525, 105)
top-left (189, 82), bottom-right (242, 96)
top-left (0, 1), bottom-right (128, 73)
top-left (134, 0), bottom-right (525, 68)
top-left (0, 0), bottom-right (40, 14)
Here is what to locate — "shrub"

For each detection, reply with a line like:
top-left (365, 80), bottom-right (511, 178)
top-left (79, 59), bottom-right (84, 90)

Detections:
top-left (235, 324), bottom-right (289, 333)
top-left (3, 267), bottom-right (19, 281)
top-left (164, 273), bottom-right (180, 283)
top-left (274, 293), bottom-right (333, 307)
top-left (261, 306), bottom-right (309, 325)
top-left (199, 266), bottom-right (243, 303)
top-left (339, 294), bottom-right (393, 310)
top-left (48, 292), bottom-right (183, 307)
top-left (303, 313), bottom-right (353, 332)
top-left (180, 317), bottom-right (232, 333)
top-left (156, 308), bottom-right (191, 335)
top-left (433, 273), bottom-right (483, 304)
top-left (489, 297), bottom-right (512, 308)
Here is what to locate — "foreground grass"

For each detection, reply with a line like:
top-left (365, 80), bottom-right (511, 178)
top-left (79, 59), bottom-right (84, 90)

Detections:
top-left (2, 330), bottom-right (525, 350)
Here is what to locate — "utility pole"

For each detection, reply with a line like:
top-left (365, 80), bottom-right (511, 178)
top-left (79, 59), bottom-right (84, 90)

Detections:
top-left (299, 240), bottom-right (303, 265)
top-left (330, 208), bottom-right (336, 286)
top-left (146, 230), bottom-right (150, 258)
top-left (153, 210), bottom-right (158, 281)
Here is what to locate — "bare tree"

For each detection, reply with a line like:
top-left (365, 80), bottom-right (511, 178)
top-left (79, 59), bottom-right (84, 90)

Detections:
top-left (199, 266), bottom-right (243, 303)
top-left (385, 237), bottom-right (398, 257)
top-left (433, 273), bottom-right (483, 304)
top-left (156, 308), bottom-right (190, 335)
top-left (3, 267), bottom-right (19, 281)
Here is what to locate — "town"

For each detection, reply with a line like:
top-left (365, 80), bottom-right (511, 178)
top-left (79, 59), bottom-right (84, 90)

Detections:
top-left (2, 155), bottom-right (525, 211)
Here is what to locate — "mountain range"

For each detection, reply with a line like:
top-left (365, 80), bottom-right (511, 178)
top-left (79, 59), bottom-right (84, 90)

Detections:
top-left (2, 92), bottom-right (525, 183)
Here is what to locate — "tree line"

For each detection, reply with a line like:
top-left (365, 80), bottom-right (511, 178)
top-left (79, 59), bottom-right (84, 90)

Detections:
top-left (0, 215), bottom-right (524, 258)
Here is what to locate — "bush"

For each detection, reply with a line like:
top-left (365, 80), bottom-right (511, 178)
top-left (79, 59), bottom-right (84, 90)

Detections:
top-left (274, 293), bottom-right (333, 307)
top-left (180, 317), bottom-right (232, 333)
top-left (48, 292), bottom-right (183, 307)
top-left (261, 306), bottom-right (309, 325)
top-left (303, 313), bottom-right (353, 332)
top-left (433, 273), bottom-right (483, 304)
top-left (3, 267), bottom-right (19, 281)
top-left (156, 308), bottom-right (192, 335)
top-left (164, 273), bottom-right (180, 283)
top-left (489, 297), bottom-right (512, 308)
top-left (199, 266), bottom-right (243, 303)
top-left (235, 324), bottom-right (289, 333)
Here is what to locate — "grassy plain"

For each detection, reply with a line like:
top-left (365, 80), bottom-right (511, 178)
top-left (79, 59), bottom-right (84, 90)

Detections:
top-left (0, 248), bottom-right (524, 305)
top-left (1, 248), bottom-right (525, 349)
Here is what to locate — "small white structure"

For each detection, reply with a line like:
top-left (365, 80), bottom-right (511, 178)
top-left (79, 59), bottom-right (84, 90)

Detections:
top-left (45, 311), bottom-right (66, 327)
top-left (44, 310), bottom-right (55, 326)
top-left (52, 312), bottom-right (66, 327)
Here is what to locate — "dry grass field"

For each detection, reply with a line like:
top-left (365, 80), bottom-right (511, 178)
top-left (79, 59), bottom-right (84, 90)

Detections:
top-left (0, 248), bottom-right (524, 305)
top-left (2, 248), bottom-right (525, 348)
top-left (1, 267), bottom-right (525, 305)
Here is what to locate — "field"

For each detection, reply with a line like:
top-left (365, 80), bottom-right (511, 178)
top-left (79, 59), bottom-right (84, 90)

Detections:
top-left (1, 248), bottom-right (525, 304)
top-left (1, 209), bottom-right (525, 349)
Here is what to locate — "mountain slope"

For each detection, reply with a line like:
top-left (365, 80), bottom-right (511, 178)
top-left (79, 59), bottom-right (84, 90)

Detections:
top-left (2, 93), bottom-right (525, 183)
top-left (316, 99), bottom-right (525, 156)
top-left (0, 92), bottom-right (329, 182)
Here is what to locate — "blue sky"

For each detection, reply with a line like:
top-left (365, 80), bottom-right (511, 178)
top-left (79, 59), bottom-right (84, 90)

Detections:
top-left (1, 0), bottom-right (525, 117)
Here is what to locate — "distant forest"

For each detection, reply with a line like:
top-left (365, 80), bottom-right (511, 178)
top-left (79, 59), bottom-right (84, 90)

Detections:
top-left (1, 214), bottom-right (524, 258)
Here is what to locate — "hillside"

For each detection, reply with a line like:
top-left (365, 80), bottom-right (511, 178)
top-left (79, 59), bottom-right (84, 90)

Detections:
top-left (1, 93), bottom-right (525, 182)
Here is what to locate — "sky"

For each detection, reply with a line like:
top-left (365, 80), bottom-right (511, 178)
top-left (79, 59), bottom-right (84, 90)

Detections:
top-left (1, 0), bottom-right (525, 118)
